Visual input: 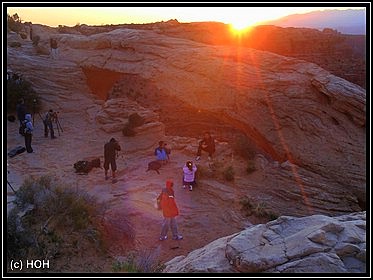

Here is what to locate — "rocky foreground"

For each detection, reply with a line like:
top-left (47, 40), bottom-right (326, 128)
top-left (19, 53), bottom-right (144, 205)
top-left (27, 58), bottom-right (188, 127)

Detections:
top-left (164, 211), bottom-right (366, 273)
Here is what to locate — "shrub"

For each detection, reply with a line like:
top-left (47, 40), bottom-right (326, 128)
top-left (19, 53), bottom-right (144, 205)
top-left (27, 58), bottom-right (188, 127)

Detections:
top-left (122, 113), bottom-right (145, 137)
top-left (9, 41), bottom-right (21, 48)
top-left (19, 32), bottom-right (27, 39)
top-left (8, 175), bottom-right (106, 261)
top-left (122, 123), bottom-right (136, 137)
top-left (7, 13), bottom-right (23, 33)
top-left (239, 196), bottom-right (278, 221)
top-left (32, 35), bottom-right (40, 46)
top-left (112, 248), bottom-right (164, 273)
top-left (223, 166), bottom-right (235, 181)
top-left (253, 202), bottom-right (267, 217)
top-left (233, 134), bottom-right (256, 160)
top-left (7, 75), bottom-right (41, 114)
top-left (196, 164), bottom-right (213, 179)
top-left (128, 113), bottom-right (145, 127)
top-left (246, 159), bottom-right (256, 174)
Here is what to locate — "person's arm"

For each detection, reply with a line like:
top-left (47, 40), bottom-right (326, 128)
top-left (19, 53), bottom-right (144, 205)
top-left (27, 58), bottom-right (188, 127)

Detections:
top-left (116, 142), bottom-right (121, 151)
top-left (210, 138), bottom-right (216, 150)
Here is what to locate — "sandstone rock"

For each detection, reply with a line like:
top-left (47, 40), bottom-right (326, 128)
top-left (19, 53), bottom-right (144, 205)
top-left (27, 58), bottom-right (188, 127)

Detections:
top-left (164, 212), bottom-right (366, 273)
top-left (255, 154), bottom-right (269, 170)
top-left (7, 25), bottom-right (365, 217)
top-left (163, 234), bottom-right (238, 273)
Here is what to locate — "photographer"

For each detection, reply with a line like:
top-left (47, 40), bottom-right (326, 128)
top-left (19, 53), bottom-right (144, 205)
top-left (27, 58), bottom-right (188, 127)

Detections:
top-left (154, 140), bottom-right (170, 164)
top-left (182, 160), bottom-right (197, 191)
top-left (104, 138), bottom-right (121, 183)
top-left (43, 109), bottom-right (56, 139)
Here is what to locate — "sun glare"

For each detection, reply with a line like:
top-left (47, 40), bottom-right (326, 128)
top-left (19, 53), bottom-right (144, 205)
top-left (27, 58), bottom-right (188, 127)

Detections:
top-left (229, 21), bottom-right (252, 35)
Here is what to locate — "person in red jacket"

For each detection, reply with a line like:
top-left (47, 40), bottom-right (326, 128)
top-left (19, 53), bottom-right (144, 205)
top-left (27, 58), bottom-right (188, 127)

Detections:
top-left (158, 179), bottom-right (183, 241)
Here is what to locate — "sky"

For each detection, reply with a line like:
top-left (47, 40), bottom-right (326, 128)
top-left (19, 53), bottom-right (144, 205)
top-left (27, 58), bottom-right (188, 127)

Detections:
top-left (6, 6), bottom-right (364, 29)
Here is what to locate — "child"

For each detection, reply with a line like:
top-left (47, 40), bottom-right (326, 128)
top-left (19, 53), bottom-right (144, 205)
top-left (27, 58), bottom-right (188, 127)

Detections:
top-left (182, 161), bottom-right (197, 191)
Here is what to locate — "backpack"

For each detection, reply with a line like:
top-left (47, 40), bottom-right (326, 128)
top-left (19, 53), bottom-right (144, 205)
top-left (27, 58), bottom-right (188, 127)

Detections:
top-left (8, 146), bottom-right (26, 158)
top-left (19, 124), bottom-right (26, 136)
top-left (156, 189), bottom-right (171, 210)
top-left (24, 121), bottom-right (32, 134)
top-left (73, 160), bottom-right (92, 174)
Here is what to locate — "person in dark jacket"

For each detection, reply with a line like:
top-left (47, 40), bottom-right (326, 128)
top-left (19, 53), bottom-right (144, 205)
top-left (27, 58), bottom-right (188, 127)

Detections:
top-left (50, 38), bottom-right (58, 59)
top-left (158, 179), bottom-right (183, 241)
top-left (43, 109), bottom-right (56, 139)
top-left (16, 98), bottom-right (26, 134)
top-left (104, 138), bottom-right (121, 182)
top-left (24, 114), bottom-right (34, 153)
top-left (196, 131), bottom-right (215, 161)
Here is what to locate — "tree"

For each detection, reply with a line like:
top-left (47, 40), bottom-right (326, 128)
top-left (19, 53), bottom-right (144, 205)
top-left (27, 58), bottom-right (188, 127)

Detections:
top-left (7, 13), bottom-right (23, 33)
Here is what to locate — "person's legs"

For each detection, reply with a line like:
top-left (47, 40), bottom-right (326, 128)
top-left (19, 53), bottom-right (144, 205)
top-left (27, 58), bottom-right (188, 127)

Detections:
top-left (48, 122), bottom-right (55, 138)
top-left (189, 181), bottom-right (196, 191)
top-left (160, 218), bottom-right (170, 239)
top-left (197, 143), bottom-right (203, 157)
top-left (25, 134), bottom-right (33, 153)
top-left (44, 121), bottom-right (48, 137)
top-left (103, 160), bottom-right (109, 179)
top-left (170, 218), bottom-right (182, 240)
top-left (111, 160), bottom-right (117, 178)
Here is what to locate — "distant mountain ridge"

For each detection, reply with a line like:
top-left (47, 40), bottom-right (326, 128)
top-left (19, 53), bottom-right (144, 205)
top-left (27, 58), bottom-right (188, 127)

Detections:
top-left (263, 9), bottom-right (366, 35)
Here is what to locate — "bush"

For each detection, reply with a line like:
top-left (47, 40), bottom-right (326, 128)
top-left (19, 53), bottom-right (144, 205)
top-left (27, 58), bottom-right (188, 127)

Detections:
top-left (122, 113), bottom-right (145, 137)
top-left (7, 13), bottom-right (23, 33)
top-left (239, 197), bottom-right (254, 216)
top-left (246, 159), bottom-right (256, 174)
top-left (112, 248), bottom-right (164, 273)
top-left (239, 196), bottom-right (278, 221)
top-left (8, 175), bottom-right (106, 262)
top-left (32, 35), bottom-right (40, 46)
top-left (122, 123), bottom-right (136, 137)
top-left (19, 32), bottom-right (27, 39)
top-left (223, 165), bottom-right (235, 181)
top-left (9, 41), bottom-right (21, 48)
top-left (233, 135), bottom-right (256, 160)
top-left (196, 164), bottom-right (214, 179)
top-left (7, 75), bottom-right (41, 114)
top-left (128, 113), bottom-right (145, 127)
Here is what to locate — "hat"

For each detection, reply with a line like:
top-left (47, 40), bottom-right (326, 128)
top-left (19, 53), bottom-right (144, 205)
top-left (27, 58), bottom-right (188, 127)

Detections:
top-left (166, 179), bottom-right (174, 189)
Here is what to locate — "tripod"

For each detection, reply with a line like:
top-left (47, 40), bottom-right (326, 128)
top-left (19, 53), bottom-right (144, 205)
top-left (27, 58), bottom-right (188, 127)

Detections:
top-left (7, 181), bottom-right (17, 194)
top-left (54, 114), bottom-right (64, 136)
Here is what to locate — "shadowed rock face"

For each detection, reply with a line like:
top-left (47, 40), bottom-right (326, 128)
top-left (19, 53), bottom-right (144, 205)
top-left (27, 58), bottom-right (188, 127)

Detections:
top-left (7, 27), bottom-right (365, 215)
top-left (164, 211), bottom-right (366, 273)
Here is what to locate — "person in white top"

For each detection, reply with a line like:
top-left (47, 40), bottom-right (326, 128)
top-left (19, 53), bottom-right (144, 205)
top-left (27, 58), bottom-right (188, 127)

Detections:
top-left (182, 160), bottom-right (197, 191)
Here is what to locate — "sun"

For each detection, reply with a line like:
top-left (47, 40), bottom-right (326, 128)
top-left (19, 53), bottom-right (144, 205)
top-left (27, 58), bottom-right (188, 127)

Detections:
top-left (229, 19), bottom-right (253, 35)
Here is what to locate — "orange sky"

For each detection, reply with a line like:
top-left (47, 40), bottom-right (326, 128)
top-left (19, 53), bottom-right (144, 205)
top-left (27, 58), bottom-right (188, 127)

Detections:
top-left (6, 6), bottom-right (364, 28)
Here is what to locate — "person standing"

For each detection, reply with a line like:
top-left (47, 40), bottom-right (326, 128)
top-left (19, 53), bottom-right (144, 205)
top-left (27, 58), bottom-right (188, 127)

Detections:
top-left (196, 131), bottom-right (215, 161)
top-left (182, 161), bottom-right (197, 191)
top-left (50, 38), bottom-right (58, 59)
top-left (24, 114), bottom-right (33, 153)
top-left (158, 179), bottom-right (183, 241)
top-left (29, 24), bottom-right (33, 41)
top-left (43, 109), bottom-right (56, 139)
top-left (16, 98), bottom-right (26, 135)
top-left (104, 138), bottom-right (121, 183)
